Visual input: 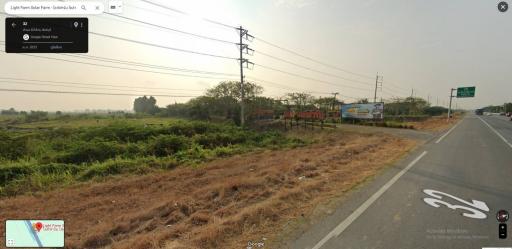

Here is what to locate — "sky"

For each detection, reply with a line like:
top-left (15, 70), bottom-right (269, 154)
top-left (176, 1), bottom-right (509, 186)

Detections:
top-left (0, 0), bottom-right (510, 111)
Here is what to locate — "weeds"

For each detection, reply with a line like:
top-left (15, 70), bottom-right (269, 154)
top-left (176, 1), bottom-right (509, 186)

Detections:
top-left (0, 119), bottom-right (306, 196)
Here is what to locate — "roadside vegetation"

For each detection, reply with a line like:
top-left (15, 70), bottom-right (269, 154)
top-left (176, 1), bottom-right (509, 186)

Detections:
top-left (0, 128), bottom-right (416, 249)
top-left (0, 81), bottom-right (456, 248)
top-left (0, 119), bottom-right (306, 196)
top-left (479, 103), bottom-right (512, 114)
top-left (0, 81), bottom-right (463, 197)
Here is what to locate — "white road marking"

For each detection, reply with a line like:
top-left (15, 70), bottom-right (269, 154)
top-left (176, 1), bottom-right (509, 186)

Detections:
top-left (435, 119), bottom-right (463, 144)
top-left (422, 189), bottom-right (489, 219)
top-left (310, 151), bottom-right (428, 249)
top-left (478, 116), bottom-right (512, 149)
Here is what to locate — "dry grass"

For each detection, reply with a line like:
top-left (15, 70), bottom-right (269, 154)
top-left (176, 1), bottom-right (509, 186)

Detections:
top-left (0, 130), bottom-right (415, 249)
top-left (408, 115), bottom-right (461, 131)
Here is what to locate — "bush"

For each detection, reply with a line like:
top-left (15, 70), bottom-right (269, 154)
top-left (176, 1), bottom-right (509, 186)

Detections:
top-left (212, 146), bottom-right (243, 157)
top-left (24, 111), bottom-right (49, 122)
top-left (57, 139), bottom-right (124, 164)
top-left (80, 123), bottom-right (158, 142)
top-left (80, 159), bottom-right (141, 180)
top-left (424, 106), bottom-right (448, 116)
top-left (148, 135), bottom-right (189, 157)
top-left (38, 163), bottom-right (84, 175)
top-left (193, 131), bottom-right (247, 148)
top-left (0, 132), bottom-right (29, 160)
top-left (0, 118), bottom-right (310, 196)
top-left (0, 163), bottom-right (36, 186)
top-left (164, 121), bottom-right (219, 137)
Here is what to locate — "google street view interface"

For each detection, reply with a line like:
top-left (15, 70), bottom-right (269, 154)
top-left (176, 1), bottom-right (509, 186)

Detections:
top-left (1, 0), bottom-right (512, 248)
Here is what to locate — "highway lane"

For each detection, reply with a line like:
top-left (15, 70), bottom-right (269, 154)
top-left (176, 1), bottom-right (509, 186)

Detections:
top-left (480, 115), bottom-right (512, 148)
top-left (291, 114), bottom-right (512, 249)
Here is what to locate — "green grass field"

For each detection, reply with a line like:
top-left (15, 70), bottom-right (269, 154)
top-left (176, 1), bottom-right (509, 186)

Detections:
top-left (0, 116), bottom-right (307, 196)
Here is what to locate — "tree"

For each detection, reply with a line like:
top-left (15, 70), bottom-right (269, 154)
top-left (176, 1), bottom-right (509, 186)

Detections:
top-left (133, 96), bottom-right (159, 114)
top-left (204, 81), bottom-right (264, 124)
top-left (286, 93), bottom-right (314, 111)
top-left (162, 103), bottom-right (189, 117)
top-left (505, 103), bottom-right (512, 113)
top-left (424, 106), bottom-right (448, 116)
top-left (246, 96), bottom-right (283, 120)
top-left (24, 111), bottom-right (48, 122)
top-left (206, 81), bottom-right (263, 101)
top-left (314, 97), bottom-right (340, 111)
top-left (357, 98), bottom-right (369, 104)
top-left (384, 97), bottom-right (429, 116)
top-left (1, 108), bottom-right (18, 115)
top-left (188, 96), bottom-right (214, 120)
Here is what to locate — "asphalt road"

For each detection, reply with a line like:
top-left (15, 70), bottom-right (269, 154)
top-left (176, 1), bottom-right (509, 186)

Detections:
top-left (291, 114), bottom-right (512, 249)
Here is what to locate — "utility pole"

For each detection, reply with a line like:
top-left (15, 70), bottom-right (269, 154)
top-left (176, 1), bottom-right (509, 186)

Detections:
top-left (436, 96), bottom-right (439, 106)
top-left (447, 88), bottom-right (456, 120)
top-left (411, 88), bottom-right (414, 98)
top-left (373, 73), bottom-right (383, 103)
top-left (236, 26), bottom-right (253, 127)
top-left (331, 92), bottom-right (339, 110)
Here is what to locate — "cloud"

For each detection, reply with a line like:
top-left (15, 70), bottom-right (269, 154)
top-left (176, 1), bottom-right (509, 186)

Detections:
top-left (274, 0), bottom-right (317, 8)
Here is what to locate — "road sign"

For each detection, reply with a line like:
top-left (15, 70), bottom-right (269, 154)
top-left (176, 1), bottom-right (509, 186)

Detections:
top-left (456, 86), bottom-right (475, 98)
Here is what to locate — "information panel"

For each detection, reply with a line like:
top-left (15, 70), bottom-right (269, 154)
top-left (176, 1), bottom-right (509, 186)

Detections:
top-left (456, 86), bottom-right (476, 98)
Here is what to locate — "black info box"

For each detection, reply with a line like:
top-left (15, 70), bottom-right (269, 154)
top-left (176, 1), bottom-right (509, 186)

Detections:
top-left (5, 17), bottom-right (88, 53)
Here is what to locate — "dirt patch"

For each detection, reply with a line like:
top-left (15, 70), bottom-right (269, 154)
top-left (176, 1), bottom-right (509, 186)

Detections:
top-left (0, 130), bottom-right (415, 249)
top-left (408, 115), bottom-right (461, 132)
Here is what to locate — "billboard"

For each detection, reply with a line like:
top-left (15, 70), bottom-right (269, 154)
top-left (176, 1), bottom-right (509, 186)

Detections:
top-left (341, 103), bottom-right (384, 119)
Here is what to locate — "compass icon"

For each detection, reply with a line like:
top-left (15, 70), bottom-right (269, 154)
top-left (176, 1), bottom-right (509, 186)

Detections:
top-left (497, 210), bottom-right (509, 222)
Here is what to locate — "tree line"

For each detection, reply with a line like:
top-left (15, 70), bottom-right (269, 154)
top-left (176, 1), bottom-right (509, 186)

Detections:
top-left (133, 81), bottom-right (453, 124)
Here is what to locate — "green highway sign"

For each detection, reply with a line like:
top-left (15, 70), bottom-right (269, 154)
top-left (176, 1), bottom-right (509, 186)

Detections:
top-left (456, 86), bottom-right (476, 98)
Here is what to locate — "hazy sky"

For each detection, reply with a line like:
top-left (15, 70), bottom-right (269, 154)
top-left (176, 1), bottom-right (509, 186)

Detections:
top-left (0, 0), bottom-right (510, 111)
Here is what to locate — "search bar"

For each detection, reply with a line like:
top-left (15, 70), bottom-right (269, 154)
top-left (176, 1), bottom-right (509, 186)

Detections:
top-left (5, 1), bottom-right (104, 15)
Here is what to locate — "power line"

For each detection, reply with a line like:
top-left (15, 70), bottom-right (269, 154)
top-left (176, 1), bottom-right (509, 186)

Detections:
top-left (89, 31), bottom-right (236, 60)
top-left (247, 76), bottom-right (365, 100)
top-left (126, 2), bottom-right (378, 85)
top-left (0, 77), bottom-right (206, 92)
top-left (247, 76), bottom-right (321, 93)
top-left (254, 63), bottom-right (372, 92)
top-left (255, 50), bottom-right (375, 87)
top-left (60, 53), bottom-right (237, 76)
top-left (383, 84), bottom-right (412, 96)
top-left (1, 50), bottom-right (237, 80)
top-left (0, 88), bottom-right (200, 97)
top-left (104, 13), bottom-right (236, 45)
top-left (0, 10), bottom-right (429, 102)
top-left (122, 3), bottom-right (379, 87)
top-left (0, 40), bottom-right (236, 77)
top-left (0, 80), bottom-right (200, 95)
top-left (254, 37), bottom-right (374, 80)
top-left (138, 0), bottom-right (237, 29)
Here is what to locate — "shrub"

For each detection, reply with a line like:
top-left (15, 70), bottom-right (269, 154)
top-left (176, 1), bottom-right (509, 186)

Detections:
top-left (0, 133), bottom-right (29, 160)
top-left (174, 144), bottom-right (212, 163)
top-left (38, 163), bottom-right (84, 175)
top-left (80, 123), bottom-right (158, 142)
top-left (424, 106), bottom-right (448, 116)
top-left (148, 135), bottom-right (189, 157)
top-left (57, 140), bottom-right (124, 164)
top-left (212, 146), bottom-right (243, 157)
top-left (0, 163), bottom-right (36, 186)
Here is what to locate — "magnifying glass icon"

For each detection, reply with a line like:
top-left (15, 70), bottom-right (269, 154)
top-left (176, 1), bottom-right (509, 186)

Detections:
top-left (81, 5), bottom-right (86, 10)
